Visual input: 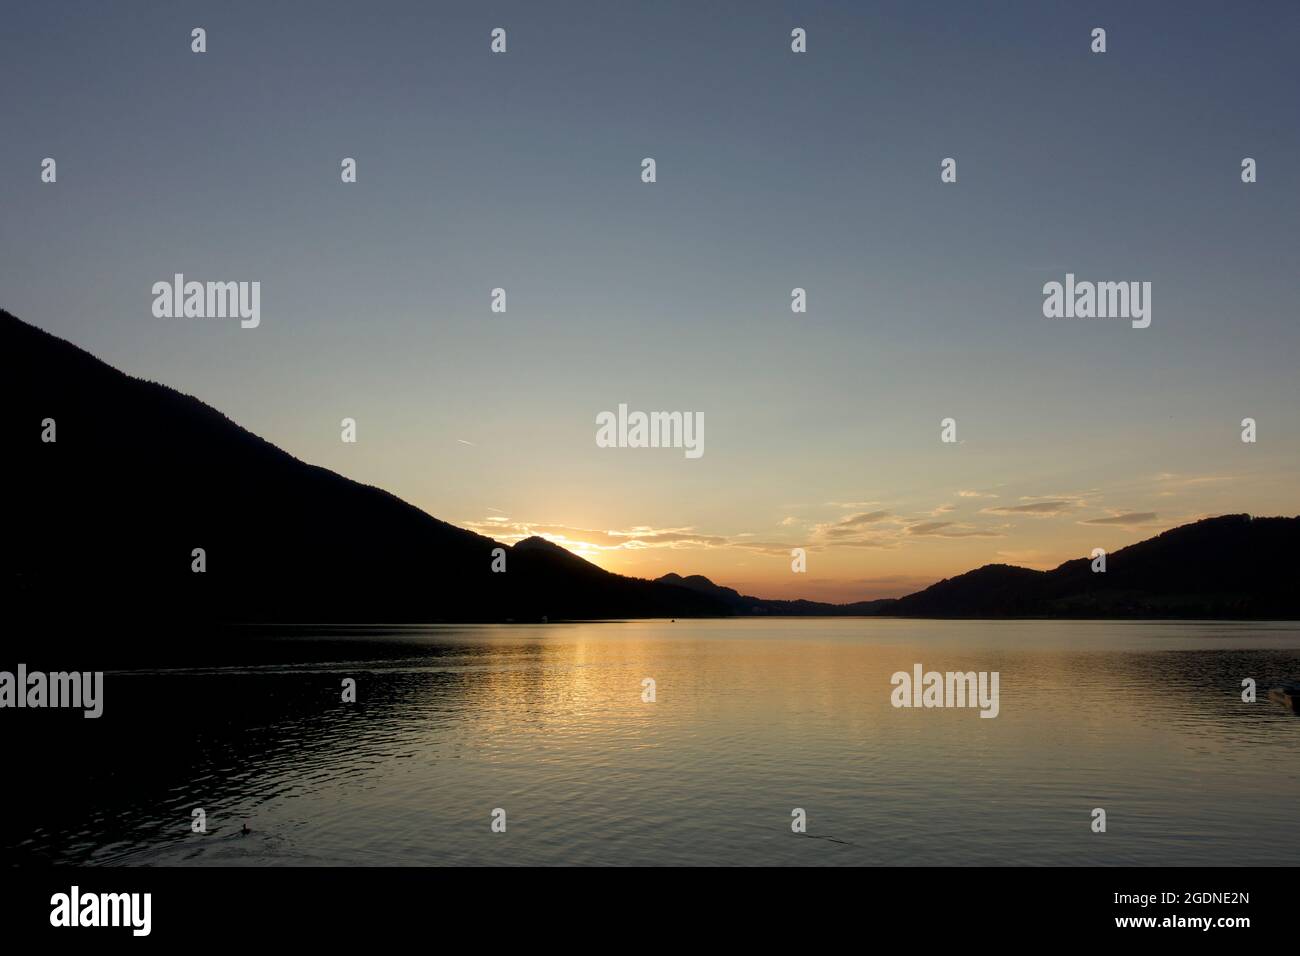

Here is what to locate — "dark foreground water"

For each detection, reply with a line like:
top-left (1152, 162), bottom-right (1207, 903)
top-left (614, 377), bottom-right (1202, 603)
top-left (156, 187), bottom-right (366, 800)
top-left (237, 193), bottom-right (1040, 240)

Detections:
top-left (6, 619), bottom-right (1299, 866)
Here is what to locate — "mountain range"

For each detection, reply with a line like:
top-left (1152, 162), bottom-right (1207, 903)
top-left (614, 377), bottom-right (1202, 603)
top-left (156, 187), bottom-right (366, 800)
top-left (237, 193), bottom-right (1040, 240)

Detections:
top-left (5, 307), bottom-right (1298, 624)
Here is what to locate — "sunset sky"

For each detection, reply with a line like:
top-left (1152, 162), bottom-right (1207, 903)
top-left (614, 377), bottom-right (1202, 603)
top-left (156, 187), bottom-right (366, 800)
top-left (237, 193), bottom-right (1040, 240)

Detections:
top-left (3, 1), bottom-right (1297, 601)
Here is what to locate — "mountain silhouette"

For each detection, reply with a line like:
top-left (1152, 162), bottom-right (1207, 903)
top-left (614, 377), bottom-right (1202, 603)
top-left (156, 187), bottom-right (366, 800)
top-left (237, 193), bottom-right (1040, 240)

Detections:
top-left (654, 572), bottom-right (894, 616)
top-left (656, 515), bottom-right (1299, 618)
top-left (884, 514), bottom-right (1300, 618)
top-left (2, 309), bottom-right (730, 624)
top-left (5, 308), bottom-right (1297, 624)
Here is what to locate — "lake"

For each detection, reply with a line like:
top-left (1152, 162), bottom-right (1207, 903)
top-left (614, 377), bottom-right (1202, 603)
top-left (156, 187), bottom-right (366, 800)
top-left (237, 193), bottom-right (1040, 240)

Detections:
top-left (8, 619), bottom-right (1299, 866)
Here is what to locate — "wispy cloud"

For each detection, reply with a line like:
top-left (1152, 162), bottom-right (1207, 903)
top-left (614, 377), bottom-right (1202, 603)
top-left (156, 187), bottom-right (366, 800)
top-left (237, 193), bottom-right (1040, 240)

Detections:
top-left (834, 510), bottom-right (892, 528)
top-left (907, 521), bottom-right (1004, 538)
top-left (1152, 473), bottom-right (1236, 496)
top-left (982, 500), bottom-right (1074, 517)
top-left (1079, 511), bottom-right (1160, 528)
top-left (462, 519), bottom-right (793, 555)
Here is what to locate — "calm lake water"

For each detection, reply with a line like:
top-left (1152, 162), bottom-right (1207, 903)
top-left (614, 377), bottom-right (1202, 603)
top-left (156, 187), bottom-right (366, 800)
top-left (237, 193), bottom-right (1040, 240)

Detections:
top-left (8, 619), bottom-right (1300, 866)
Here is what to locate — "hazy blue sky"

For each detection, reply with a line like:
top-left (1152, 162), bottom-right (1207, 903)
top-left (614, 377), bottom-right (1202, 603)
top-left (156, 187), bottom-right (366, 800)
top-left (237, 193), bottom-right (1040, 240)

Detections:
top-left (4, 1), bottom-right (1298, 599)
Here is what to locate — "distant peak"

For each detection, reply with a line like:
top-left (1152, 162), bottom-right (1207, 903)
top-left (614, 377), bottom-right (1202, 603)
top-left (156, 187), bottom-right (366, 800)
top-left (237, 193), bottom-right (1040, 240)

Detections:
top-left (656, 572), bottom-right (717, 587)
top-left (680, 574), bottom-right (719, 587)
top-left (513, 536), bottom-right (574, 554)
top-left (656, 572), bottom-right (744, 606)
